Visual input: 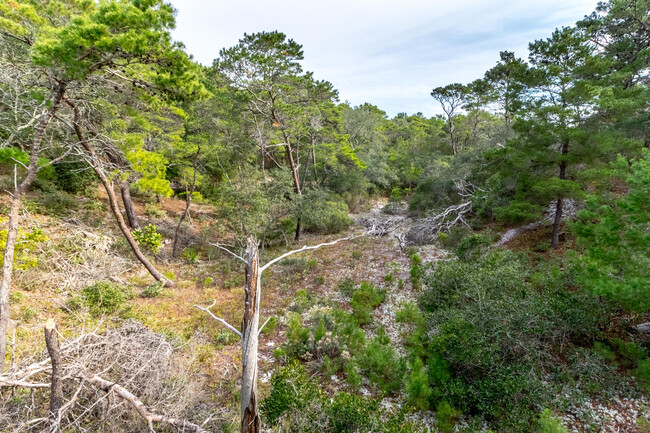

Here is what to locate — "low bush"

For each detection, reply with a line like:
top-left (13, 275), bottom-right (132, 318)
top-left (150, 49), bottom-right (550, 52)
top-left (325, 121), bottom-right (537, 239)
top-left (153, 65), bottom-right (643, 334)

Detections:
top-left (71, 281), bottom-right (131, 316)
top-left (132, 224), bottom-right (163, 254)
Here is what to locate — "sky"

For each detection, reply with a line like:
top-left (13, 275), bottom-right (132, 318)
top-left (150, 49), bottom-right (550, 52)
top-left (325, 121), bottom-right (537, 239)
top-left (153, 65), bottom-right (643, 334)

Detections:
top-left (169, 0), bottom-right (601, 117)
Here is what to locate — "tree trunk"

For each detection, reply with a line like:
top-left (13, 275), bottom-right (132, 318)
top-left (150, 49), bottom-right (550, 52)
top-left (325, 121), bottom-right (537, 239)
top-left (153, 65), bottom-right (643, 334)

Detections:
top-left (68, 103), bottom-right (172, 287)
top-left (551, 138), bottom-right (570, 249)
top-left (0, 82), bottom-right (66, 371)
top-left (44, 319), bottom-right (64, 424)
top-left (241, 237), bottom-right (260, 433)
top-left (172, 146), bottom-right (200, 258)
top-left (119, 181), bottom-right (140, 229)
top-left (551, 197), bottom-right (563, 249)
top-left (295, 216), bottom-right (302, 242)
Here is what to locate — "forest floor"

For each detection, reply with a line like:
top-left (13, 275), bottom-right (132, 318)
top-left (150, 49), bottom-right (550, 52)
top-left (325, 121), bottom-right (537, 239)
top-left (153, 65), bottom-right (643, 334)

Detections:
top-left (2, 190), bottom-right (648, 432)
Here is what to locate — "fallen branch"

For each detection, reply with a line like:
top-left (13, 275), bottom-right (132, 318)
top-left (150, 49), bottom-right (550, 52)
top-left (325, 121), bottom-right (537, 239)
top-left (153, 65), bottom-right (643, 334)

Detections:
top-left (194, 300), bottom-right (242, 339)
top-left (79, 373), bottom-right (211, 433)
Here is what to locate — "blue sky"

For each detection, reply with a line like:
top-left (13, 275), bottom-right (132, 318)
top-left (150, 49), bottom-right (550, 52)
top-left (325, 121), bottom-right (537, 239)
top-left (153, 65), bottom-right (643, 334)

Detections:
top-left (169, 0), bottom-right (600, 117)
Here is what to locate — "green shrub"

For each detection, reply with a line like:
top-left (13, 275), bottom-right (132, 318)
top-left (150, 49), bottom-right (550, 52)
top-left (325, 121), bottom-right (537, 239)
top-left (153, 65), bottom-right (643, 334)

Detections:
top-left (454, 233), bottom-right (492, 261)
top-left (356, 329), bottom-right (404, 393)
top-left (141, 281), bottom-right (164, 298)
top-left (350, 282), bottom-right (386, 325)
top-left (635, 358), bottom-right (650, 391)
top-left (76, 281), bottom-right (130, 316)
top-left (405, 358), bottom-right (432, 410)
top-left (182, 247), bottom-right (200, 264)
top-left (301, 190), bottom-right (352, 234)
top-left (538, 409), bottom-right (568, 433)
top-left (132, 224), bottom-right (163, 254)
top-left (261, 362), bottom-right (322, 427)
top-left (286, 313), bottom-right (310, 358)
top-left (338, 278), bottom-right (355, 297)
top-left (52, 161), bottom-right (97, 195)
top-left (144, 204), bottom-right (164, 218)
top-left (28, 190), bottom-right (78, 216)
top-left (436, 401), bottom-right (460, 433)
top-left (325, 392), bottom-right (379, 433)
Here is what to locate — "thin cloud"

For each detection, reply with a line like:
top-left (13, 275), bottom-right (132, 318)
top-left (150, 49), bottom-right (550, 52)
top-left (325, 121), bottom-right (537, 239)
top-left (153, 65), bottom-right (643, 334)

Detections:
top-left (170, 0), bottom-right (600, 116)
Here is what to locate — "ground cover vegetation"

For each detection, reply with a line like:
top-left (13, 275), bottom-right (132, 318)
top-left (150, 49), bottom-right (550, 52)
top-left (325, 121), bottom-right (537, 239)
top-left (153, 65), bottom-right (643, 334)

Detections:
top-left (0, 0), bottom-right (648, 432)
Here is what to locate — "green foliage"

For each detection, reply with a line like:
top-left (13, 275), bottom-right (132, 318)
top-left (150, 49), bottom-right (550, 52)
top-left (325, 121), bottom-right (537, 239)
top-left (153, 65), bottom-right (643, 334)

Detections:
top-left (301, 193), bottom-right (352, 234)
top-left (350, 282), bottom-right (386, 325)
top-left (356, 328), bottom-right (404, 393)
top-left (404, 357), bottom-right (432, 410)
top-left (28, 190), bottom-right (78, 216)
top-left (144, 204), bottom-right (164, 218)
top-left (538, 409), bottom-right (569, 433)
top-left (0, 219), bottom-right (48, 270)
top-left (182, 247), bottom-right (200, 264)
top-left (435, 401), bottom-right (461, 433)
top-left (261, 362), bottom-right (322, 427)
top-left (52, 161), bottom-right (96, 194)
top-left (141, 281), bottom-right (164, 298)
top-left (417, 249), bottom-right (614, 431)
top-left (337, 278), bottom-right (355, 297)
top-left (572, 152), bottom-right (650, 311)
top-left (72, 281), bottom-right (130, 316)
top-left (132, 224), bottom-right (163, 254)
top-left (454, 232), bottom-right (492, 261)
top-left (325, 392), bottom-right (379, 433)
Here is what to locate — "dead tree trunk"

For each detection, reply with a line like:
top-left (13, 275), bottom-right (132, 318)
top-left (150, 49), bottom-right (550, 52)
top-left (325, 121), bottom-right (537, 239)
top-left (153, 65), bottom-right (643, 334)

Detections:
top-left (68, 102), bottom-right (172, 287)
top-left (0, 81), bottom-right (67, 371)
top-left (119, 180), bottom-right (140, 229)
top-left (44, 319), bottom-right (64, 424)
top-left (241, 237), bottom-right (260, 433)
top-left (196, 235), bottom-right (356, 433)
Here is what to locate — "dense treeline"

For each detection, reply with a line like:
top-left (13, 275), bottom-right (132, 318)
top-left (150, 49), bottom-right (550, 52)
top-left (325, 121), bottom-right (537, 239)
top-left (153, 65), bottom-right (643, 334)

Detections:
top-left (0, 0), bottom-right (648, 432)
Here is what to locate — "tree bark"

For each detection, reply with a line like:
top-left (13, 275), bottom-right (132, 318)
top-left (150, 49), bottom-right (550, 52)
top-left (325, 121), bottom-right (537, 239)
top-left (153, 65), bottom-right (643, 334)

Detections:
top-left (44, 319), bottom-right (64, 424)
top-left (241, 237), bottom-right (260, 433)
top-left (551, 137), bottom-right (570, 249)
top-left (172, 145), bottom-right (200, 258)
top-left (0, 81), bottom-right (66, 371)
top-left (119, 180), bottom-right (140, 229)
top-left (68, 102), bottom-right (172, 287)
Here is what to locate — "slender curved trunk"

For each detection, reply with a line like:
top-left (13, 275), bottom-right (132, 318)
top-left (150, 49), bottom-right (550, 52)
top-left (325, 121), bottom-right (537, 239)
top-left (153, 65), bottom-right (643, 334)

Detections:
top-left (119, 180), bottom-right (140, 229)
top-left (69, 103), bottom-right (172, 287)
top-left (551, 137), bottom-right (570, 249)
top-left (172, 146), bottom-right (200, 258)
top-left (0, 82), bottom-right (66, 371)
top-left (241, 237), bottom-right (260, 433)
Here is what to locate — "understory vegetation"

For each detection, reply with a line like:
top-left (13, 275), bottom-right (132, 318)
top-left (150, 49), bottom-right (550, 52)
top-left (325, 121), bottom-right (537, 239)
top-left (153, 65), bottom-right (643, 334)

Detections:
top-left (0, 0), bottom-right (648, 432)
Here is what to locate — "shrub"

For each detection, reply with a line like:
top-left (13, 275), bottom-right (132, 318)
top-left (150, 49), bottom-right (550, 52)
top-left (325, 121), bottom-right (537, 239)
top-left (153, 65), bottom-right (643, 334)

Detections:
top-left (405, 358), bottom-right (432, 410)
top-left (436, 401), bottom-right (460, 433)
top-left (261, 362), bottom-right (322, 427)
top-left (350, 282), bottom-right (386, 325)
top-left (141, 281), bottom-right (164, 298)
top-left (132, 224), bottom-right (163, 254)
top-left (356, 329), bottom-right (404, 393)
top-left (325, 392), bottom-right (379, 433)
top-left (182, 247), bottom-right (201, 264)
top-left (538, 409), bottom-right (569, 433)
top-left (52, 161), bottom-right (97, 194)
top-left (301, 190), bottom-right (352, 234)
top-left (454, 232), bottom-right (492, 261)
top-left (76, 281), bottom-right (130, 316)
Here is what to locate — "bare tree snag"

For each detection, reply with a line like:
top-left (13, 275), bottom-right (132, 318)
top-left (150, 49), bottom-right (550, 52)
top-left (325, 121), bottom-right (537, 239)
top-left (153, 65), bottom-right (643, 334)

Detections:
top-left (0, 81), bottom-right (67, 371)
top-left (196, 234), bottom-right (358, 433)
top-left (68, 101), bottom-right (172, 287)
top-left (44, 319), bottom-right (64, 424)
top-left (241, 237), bottom-right (260, 433)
